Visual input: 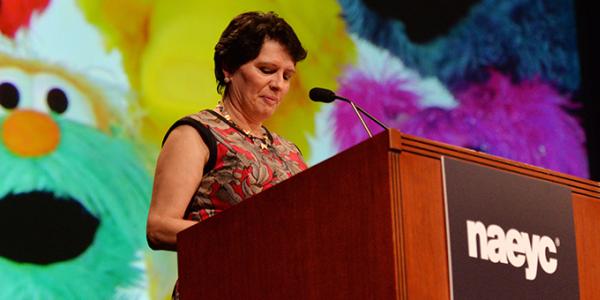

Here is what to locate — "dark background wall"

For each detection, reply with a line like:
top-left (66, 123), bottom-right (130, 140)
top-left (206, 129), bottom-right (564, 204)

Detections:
top-left (575, 0), bottom-right (599, 180)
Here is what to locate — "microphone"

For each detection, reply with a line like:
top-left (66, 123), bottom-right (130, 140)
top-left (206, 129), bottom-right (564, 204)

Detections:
top-left (309, 87), bottom-right (337, 103)
top-left (309, 87), bottom-right (388, 138)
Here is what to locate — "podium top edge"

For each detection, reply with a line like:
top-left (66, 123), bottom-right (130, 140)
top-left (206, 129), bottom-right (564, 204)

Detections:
top-left (380, 129), bottom-right (600, 195)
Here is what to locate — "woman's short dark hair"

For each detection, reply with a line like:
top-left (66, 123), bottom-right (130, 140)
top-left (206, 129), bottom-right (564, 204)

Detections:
top-left (214, 11), bottom-right (307, 95)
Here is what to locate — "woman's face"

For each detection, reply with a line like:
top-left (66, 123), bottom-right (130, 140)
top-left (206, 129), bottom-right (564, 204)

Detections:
top-left (224, 39), bottom-right (296, 122)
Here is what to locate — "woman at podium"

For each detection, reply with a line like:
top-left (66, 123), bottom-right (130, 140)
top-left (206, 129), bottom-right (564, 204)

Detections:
top-left (146, 11), bottom-right (308, 252)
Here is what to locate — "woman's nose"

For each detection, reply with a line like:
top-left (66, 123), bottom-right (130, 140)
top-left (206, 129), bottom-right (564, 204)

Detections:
top-left (269, 74), bottom-right (285, 91)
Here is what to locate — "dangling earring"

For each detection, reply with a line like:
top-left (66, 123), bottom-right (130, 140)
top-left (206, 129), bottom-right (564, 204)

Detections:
top-left (224, 77), bottom-right (231, 83)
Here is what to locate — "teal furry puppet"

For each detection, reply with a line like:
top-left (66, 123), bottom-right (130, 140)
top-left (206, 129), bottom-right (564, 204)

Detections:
top-left (0, 61), bottom-right (152, 299)
top-left (0, 31), bottom-right (152, 300)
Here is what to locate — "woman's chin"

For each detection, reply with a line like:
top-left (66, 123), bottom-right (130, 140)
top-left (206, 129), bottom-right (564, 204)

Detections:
top-left (259, 101), bottom-right (279, 116)
top-left (261, 110), bottom-right (276, 121)
top-left (257, 107), bottom-right (277, 122)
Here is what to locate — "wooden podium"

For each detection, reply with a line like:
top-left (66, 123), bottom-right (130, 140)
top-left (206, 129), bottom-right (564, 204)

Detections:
top-left (177, 130), bottom-right (600, 299)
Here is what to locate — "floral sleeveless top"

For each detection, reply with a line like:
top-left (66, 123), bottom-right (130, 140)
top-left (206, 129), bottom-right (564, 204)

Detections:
top-left (164, 110), bottom-right (307, 221)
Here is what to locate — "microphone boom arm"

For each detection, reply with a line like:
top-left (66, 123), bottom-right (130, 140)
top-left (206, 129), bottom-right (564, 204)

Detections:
top-left (348, 100), bottom-right (373, 137)
top-left (336, 96), bottom-right (389, 136)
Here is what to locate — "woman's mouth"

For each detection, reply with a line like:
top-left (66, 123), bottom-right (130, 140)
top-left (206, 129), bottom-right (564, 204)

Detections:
top-left (261, 96), bottom-right (279, 105)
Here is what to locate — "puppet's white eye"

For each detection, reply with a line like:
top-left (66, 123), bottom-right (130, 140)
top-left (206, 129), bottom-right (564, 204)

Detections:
top-left (33, 73), bottom-right (96, 127)
top-left (0, 68), bottom-right (97, 127)
top-left (0, 67), bottom-right (31, 115)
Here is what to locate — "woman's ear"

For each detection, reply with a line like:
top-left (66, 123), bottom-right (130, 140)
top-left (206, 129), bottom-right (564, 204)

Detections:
top-left (223, 68), bottom-right (232, 80)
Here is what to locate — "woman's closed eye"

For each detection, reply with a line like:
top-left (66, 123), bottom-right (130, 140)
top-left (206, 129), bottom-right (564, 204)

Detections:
top-left (259, 65), bottom-right (294, 81)
top-left (259, 67), bottom-right (275, 74)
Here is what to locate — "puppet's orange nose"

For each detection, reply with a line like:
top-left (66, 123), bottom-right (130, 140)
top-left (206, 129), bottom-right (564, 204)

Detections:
top-left (2, 110), bottom-right (60, 157)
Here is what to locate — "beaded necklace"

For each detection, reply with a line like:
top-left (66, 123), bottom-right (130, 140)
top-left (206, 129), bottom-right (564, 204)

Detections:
top-left (216, 101), bottom-right (271, 150)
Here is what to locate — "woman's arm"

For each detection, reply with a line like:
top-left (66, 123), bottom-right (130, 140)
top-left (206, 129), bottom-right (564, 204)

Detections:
top-left (146, 125), bottom-right (209, 251)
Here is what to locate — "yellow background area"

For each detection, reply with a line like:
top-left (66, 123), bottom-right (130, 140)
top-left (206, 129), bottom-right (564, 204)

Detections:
top-left (77, 0), bottom-right (355, 157)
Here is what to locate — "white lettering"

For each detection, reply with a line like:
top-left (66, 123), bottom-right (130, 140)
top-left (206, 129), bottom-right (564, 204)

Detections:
top-left (505, 229), bottom-right (526, 267)
top-left (467, 220), bottom-right (487, 260)
top-left (487, 224), bottom-right (507, 264)
top-left (539, 236), bottom-right (558, 274)
top-left (466, 220), bottom-right (558, 280)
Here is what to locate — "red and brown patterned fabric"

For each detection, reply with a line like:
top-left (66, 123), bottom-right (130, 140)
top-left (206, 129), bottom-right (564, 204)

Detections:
top-left (164, 109), bottom-right (307, 222)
